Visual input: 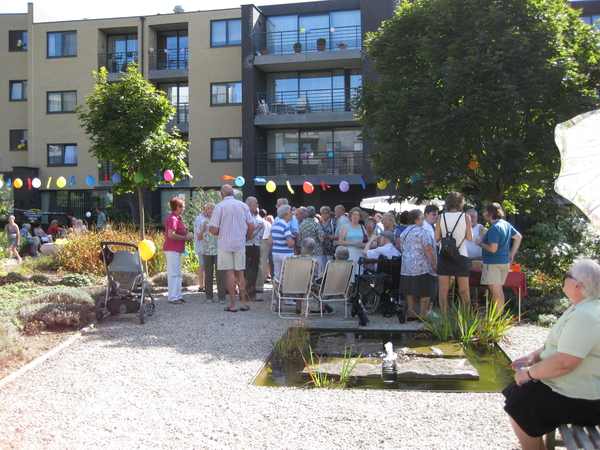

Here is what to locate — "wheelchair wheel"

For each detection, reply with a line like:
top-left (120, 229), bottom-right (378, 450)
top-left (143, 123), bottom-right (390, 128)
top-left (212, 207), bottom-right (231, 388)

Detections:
top-left (358, 292), bottom-right (379, 315)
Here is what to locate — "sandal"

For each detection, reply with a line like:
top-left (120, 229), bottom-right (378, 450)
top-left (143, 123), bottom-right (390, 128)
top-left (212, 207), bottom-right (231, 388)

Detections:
top-left (169, 300), bottom-right (184, 305)
top-left (224, 306), bottom-right (238, 312)
top-left (239, 306), bottom-right (250, 311)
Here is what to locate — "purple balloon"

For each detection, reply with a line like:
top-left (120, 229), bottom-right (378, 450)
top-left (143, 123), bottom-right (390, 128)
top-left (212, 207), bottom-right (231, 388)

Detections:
top-left (339, 181), bottom-right (349, 192)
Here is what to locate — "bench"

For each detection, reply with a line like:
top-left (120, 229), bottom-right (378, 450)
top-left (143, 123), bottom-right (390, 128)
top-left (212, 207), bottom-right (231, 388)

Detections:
top-left (545, 424), bottom-right (600, 449)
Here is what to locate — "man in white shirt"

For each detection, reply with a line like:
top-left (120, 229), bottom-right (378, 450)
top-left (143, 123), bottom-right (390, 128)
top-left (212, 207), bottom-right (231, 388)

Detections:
top-left (332, 204), bottom-right (350, 247)
top-left (422, 204), bottom-right (439, 307)
top-left (362, 231), bottom-right (401, 259)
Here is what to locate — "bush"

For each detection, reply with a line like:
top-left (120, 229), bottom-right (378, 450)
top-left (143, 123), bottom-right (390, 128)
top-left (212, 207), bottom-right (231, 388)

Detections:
top-left (0, 282), bottom-right (47, 311)
top-left (152, 271), bottom-right (196, 287)
top-left (29, 274), bottom-right (53, 285)
top-left (0, 272), bottom-right (26, 285)
top-left (59, 274), bottom-right (95, 287)
top-left (26, 287), bottom-right (95, 308)
top-left (0, 315), bottom-right (20, 362)
top-left (18, 255), bottom-right (60, 273)
top-left (18, 303), bottom-right (92, 330)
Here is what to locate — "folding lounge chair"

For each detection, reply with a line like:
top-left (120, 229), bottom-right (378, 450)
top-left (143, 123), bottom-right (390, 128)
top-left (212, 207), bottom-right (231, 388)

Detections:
top-left (271, 257), bottom-right (316, 319)
top-left (311, 259), bottom-right (354, 318)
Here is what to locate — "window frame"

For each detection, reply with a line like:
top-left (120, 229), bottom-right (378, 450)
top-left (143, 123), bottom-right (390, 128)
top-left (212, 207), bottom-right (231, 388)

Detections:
top-left (9, 80), bottom-right (27, 101)
top-left (210, 82), bottom-right (242, 106)
top-left (47, 144), bottom-right (78, 167)
top-left (47, 30), bottom-right (77, 58)
top-left (210, 19), bottom-right (242, 48)
top-left (10, 130), bottom-right (28, 151)
top-left (47, 91), bottom-right (77, 114)
top-left (9, 30), bottom-right (28, 52)
top-left (211, 138), bottom-right (242, 162)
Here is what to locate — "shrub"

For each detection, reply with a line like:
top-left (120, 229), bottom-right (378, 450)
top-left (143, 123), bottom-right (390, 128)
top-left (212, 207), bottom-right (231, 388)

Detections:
top-left (0, 272), bottom-right (26, 285)
top-left (0, 282), bottom-right (47, 311)
top-left (22, 304), bottom-right (92, 330)
top-left (26, 287), bottom-right (95, 308)
top-left (18, 255), bottom-right (60, 273)
top-left (151, 271), bottom-right (196, 287)
top-left (0, 315), bottom-right (20, 363)
top-left (29, 274), bottom-right (53, 285)
top-left (59, 273), bottom-right (95, 287)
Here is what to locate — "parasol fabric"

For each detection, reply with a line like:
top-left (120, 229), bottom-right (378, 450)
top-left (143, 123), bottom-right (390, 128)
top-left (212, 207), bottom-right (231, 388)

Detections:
top-left (554, 110), bottom-right (600, 231)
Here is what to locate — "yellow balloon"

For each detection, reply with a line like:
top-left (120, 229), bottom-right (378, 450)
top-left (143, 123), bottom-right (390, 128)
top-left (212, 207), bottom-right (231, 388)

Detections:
top-left (13, 178), bottom-right (23, 189)
top-left (56, 176), bottom-right (67, 188)
top-left (266, 180), bottom-right (276, 193)
top-left (55, 238), bottom-right (65, 245)
top-left (138, 239), bottom-right (156, 261)
top-left (377, 180), bottom-right (388, 190)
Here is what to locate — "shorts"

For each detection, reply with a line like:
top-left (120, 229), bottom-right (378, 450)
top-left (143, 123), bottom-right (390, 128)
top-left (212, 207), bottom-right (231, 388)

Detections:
top-left (217, 248), bottom-right (246, 271)
top-left (437, 255), bottom-right (470, 277)
top-left (481, 263), bottom-right (509, 285)
top-left (503, 381), bottom-right (600, 437)
top-left (196, 252), bottom-right (204, 265)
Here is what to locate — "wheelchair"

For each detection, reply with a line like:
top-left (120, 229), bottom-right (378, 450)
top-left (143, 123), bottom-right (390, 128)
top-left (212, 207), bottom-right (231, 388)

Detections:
top-left (350, 256), bottom-right (406, 326)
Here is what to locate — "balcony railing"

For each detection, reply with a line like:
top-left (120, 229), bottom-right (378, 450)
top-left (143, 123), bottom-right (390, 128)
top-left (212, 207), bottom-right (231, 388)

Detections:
top-left (254, 150), bottom-right (364, 177)
top-left (98, 51), bottom-right (139, 73)
top-left (255, 88), bottom-right (357, 115)
top-left (168, 102), bottom-right (189, 125)
top-left (255, 25), bottom-right (361, 55)
top-left (148, 48), bottom-right (189, 71)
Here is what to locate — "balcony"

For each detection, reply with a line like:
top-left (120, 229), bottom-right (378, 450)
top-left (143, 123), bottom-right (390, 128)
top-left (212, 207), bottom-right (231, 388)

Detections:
top-left (254, 150), bottom-right (364, 178)
top-left (148, 48), bottom-right (189, 82)
top-left (254, 88), bottom-right (357, 128)
top-left (167, 102), bottom-right (189, 133)
top-left (98, 52), bottom-right (138, 81)
top-left (255, 25), bottom-right (361, 55)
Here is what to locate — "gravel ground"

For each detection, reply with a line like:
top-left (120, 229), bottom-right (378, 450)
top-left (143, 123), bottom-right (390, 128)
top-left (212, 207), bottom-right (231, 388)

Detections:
top-left (0, 285), bottom-right (549, 450)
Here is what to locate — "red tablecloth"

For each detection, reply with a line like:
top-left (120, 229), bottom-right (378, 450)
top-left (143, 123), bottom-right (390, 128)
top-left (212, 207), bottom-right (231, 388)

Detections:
top-left (469, 268), bottom-right (527, 298)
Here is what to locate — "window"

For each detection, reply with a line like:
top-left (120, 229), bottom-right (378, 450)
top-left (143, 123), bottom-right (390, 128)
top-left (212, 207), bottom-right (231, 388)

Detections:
top-left (211, 138), bottom-right (242, 161)
top-left (159, 83), bottom-right (189, 123)
top-left (48, 144), bottom-right (78, 166)
top-left (9, 81), bottom-right (27, 101)
top-left (9, 30), bottom-right (28, 51)
top-left (47, 91), bottom-right (77, 113)
top-left (47, 31), bottom-right (77, 57)
top-left (157, 30), bottom-right (188, 69)
top-left (211, 19), bottom-right (241, 47)
top-left (211, 82), bottom-right (242, 105)
top-left (105, 34), bottom-right (138, 73)
top-left (10, 130), bottom-right (28, 151)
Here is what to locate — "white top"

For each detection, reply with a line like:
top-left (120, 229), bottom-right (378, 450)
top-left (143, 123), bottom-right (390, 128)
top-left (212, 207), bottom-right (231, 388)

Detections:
top-left (439, 211), bottom-right (469, 258)
top-left (466, 223), bottom-right (484, 259)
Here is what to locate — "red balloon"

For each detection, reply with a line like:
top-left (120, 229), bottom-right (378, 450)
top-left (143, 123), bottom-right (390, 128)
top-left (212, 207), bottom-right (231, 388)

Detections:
top-left (303, 181), bottom-right (314, 194)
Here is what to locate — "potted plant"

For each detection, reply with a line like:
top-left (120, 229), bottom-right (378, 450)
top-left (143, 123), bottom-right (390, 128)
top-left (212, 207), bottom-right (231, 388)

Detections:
top-left (293, 42), bottom-right (302, 53)
top-left (316, 38), bottom-right (326, 51)
top-left (336, 42), bottom-right (347, 50)
top-left (261, 48), bottom-right (269, 55)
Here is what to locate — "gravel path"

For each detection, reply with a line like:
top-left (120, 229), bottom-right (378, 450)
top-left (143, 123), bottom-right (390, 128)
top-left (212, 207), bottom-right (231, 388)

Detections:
top-left (0, 286), bottom-right (548, 450)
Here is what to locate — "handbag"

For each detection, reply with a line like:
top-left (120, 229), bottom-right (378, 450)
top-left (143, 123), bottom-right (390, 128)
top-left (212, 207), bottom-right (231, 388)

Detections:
top-left (439, 213), bottom-right (465, 261)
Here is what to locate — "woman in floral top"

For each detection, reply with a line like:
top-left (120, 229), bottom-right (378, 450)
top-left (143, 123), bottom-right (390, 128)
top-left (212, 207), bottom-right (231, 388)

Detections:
top-left (399, 209), bottom-right (437, 321)
top-left (299, 206), bottom-right (325, 276)
top-left (198, 203), bottom-right (226, 303)
top-left (319, 206), bottom-right (336, 274)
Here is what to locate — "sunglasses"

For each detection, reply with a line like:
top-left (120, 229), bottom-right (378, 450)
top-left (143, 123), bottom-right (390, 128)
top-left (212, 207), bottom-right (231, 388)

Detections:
top-left (565, 272), bottom-right (579, 282)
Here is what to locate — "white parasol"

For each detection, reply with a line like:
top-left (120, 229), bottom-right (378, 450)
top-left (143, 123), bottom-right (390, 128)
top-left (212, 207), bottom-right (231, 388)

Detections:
top-left (554, 110), bottom-right (600, 231)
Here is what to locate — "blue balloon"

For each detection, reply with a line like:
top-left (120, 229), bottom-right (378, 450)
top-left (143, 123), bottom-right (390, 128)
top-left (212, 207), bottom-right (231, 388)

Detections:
top-left (235, 176), bottom-right (245, 187)
top-left (360, 178), bottom-right (366, 189)
top-left (86, 175), bottom-right (96, 187)
top-left (112, 173), bottom-right (122, 183)
top-left (254, 177), bottom-right (266, 183)
top-left (278, 153), bottom-right (283, 159)
top-left (328, 152), bottom-right (334, 158)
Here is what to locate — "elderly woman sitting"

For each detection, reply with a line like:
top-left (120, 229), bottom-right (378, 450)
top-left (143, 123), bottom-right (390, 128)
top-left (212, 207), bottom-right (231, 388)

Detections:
top-left (503, 258), bottom-right (600, 450)
top-left (20, 223), bottom-right (42, 257)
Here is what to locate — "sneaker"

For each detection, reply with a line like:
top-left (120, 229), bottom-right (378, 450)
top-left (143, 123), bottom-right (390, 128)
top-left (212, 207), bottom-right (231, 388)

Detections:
top-left (218, 299), bottom-right (226, 304)
top-left (426, 310), bottom-right (441, 319)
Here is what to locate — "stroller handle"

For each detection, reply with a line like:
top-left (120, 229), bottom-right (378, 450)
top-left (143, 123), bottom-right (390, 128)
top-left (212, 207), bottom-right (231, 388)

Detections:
top-left (100, 241), bottom-right (139, 250)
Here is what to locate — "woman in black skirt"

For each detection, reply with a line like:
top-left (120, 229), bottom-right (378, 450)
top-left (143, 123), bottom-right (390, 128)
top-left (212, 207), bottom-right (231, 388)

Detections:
top-left (435, 191), bottom-right (473, 316)
top-left (503, 258), bottom-right (600, 450)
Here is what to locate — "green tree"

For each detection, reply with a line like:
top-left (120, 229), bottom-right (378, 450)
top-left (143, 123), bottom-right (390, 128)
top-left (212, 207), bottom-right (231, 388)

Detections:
top-left (77, 63), bottom-right (190, 238)
top-left (355, 0), bottom-right (600, 209)
top-left (0, 176), bottom-right (12, 218)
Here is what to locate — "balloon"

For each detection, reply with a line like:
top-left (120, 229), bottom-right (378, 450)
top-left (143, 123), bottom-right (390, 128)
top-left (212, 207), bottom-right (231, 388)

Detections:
top-left (360, 178), bottom-right (366, 189)
top-left (97, 163), bottom-right (103, 169)
top-left (55, 238), bottom-right (65, 245)
top-left (221, 175), bottom-right (235, 180)
top-left (47, 177), bottom-right (52, 189)
top-left (278, 153), bottom-right (283, 159)
top-left (134, 172), bottom-right (144, 183)
top-left (286, 180), bottom-right (295, 194)
top-left (27, 178), bottom-right (32, 190)
top-left (300, 28), bottom-right (306, 33)
top-left (138, 239), bottom-right (156, 261)
top-left (377, 180), bottom-right (388, 190)
top-left (149, 47), bottom-right (155, 52)
top-left (164, 169), bottom-right (174, 181)
top-left (320, 181), bottom-right (330, 191)
top-left (410, 174), bottom-right (420, 183)
top-left (468, 158), bottom-right (478, 170)
top-left (254, 177), bottom-right (266, 183)
top-left (86, 212), bottom-right (92, 218)
top-left (303, 181), bottom-right (314, 194)
top-left (13, 178), bottom-right (23, 189)
top-left (266, 180), bottom-right (276, 193)
top-left (328, 152), bottom-right (334, 158)
top-left (302, 152), bottom-right (308, 158)
top-left (32, 178), bottom-right (41, 189)
top-left (235, 176), bottom-right (245, 187)
top-left (7, 179), bottom-right (12, 187)
top-left (330, 27), bottom-right (336, 33)
top-left (0, 179), bottom-right (3, 188)
top-left (56, 177), bottom-right (67, 188)
top-left (69, 175), bottom-right (77, 187)
top-left (112, 173), bottom-right (121, 183)
top-left (86, 175), bottom-right (96, 186)
top-left (339, 180), bottom-right (349, 192)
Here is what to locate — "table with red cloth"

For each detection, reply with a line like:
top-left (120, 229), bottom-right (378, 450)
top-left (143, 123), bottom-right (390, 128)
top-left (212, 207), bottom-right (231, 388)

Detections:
top-left (469, 268), bottom-right (528, 319)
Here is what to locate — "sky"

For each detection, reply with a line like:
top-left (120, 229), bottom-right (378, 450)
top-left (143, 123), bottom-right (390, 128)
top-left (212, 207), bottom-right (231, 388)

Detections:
top-left (0, 0), bottom-right (322, 21)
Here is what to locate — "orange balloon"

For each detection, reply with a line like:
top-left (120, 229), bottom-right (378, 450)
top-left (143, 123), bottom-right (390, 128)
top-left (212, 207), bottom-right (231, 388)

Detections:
top-left (468, 158), bottom-right (478, 170)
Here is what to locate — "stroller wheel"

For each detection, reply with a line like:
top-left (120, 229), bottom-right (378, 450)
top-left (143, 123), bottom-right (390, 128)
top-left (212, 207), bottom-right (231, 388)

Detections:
top-left (95, 300), bottom-right (108, 322)
top-left (140, 305), bottom-right (148, 324)
top-left (146, 302), bottom-right (156, 317)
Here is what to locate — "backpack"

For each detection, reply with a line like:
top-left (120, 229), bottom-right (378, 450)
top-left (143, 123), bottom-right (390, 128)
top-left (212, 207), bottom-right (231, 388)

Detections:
top-left (439, 213), bottom-right (465, 261)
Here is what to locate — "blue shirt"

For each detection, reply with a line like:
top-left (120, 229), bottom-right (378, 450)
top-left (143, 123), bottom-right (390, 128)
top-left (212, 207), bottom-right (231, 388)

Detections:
top-left (271, 218), bottom-right (294, 255)
top-left (482, 219), bottom-right (518, 264)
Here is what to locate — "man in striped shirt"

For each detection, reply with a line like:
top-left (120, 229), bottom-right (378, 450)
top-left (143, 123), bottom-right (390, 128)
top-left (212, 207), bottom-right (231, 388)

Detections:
top-left (209, 185), bottom-right (254, 312)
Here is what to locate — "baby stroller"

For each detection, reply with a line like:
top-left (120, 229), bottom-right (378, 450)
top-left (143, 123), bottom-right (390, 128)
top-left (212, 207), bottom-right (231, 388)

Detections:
top-left (97, 242), bottom-right (156, 324)
top-left (350, 256), bottom-right (406, 326)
